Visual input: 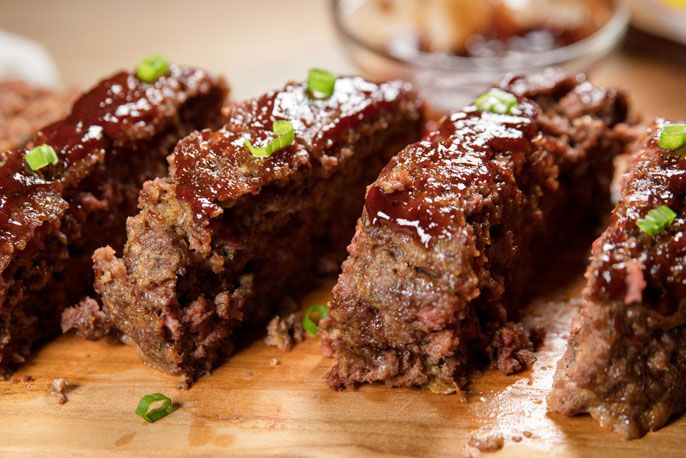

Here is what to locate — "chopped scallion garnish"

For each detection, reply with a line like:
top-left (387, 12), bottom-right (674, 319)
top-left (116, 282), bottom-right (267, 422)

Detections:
top-left (637, 205), bottom-right (677, 236)
top-left (25, 144), bottom-right (58, 171)
top-left (659, 124), bottom-right (686, 151)
top-left (244, 120), bottom-right (295, 158)
top-left (474, 89), bottom-right (517, 115)
top-left (135, 393), bottom-right (176, 423)
top-left (136, 55), bottom-right (170, 83)
top-left (302, 304), bottom-right (329, 336)
top-left (307, 68), bottom-right (337, 98)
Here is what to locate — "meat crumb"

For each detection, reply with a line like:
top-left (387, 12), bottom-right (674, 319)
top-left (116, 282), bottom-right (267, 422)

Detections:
top-left (522, 431), bottom-right (533, 438)
top-left (50, 378), bottom-right (70, 404)
top-left (23, 375), bottom-right (35, 383)
top-left (264, 313), bottom-right (304, 352)
top-left (492, 322), bottom-right (537, 374)
top-left (468, 428), bottom-right (504, 452)
top-left (512, 435), bottom-right (522, 442)
top-left (61, 297), bottom-right (115, 340)
top-left (268, 358), bottom-right (280, 367)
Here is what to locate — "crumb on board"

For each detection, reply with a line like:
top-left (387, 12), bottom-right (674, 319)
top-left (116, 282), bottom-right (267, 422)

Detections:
top-left (50, 378), bottom-right (70, 404)
top-left (522, 431), bottom-right (533, 438)
top-left (468, 428), bottom-right (504, 453)
top-left (269, 358), bottom-right (280, 367)
top-left (10, 375), bottom-right (34, 385)
top-left (264, 313), bottom-right (304, 352)
top-left (61, 296), bottom-right (115, 340)
top-left (512, 435), bottom-right (522, 443)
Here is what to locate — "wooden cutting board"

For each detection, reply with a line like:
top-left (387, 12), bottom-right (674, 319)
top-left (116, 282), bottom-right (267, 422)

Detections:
top-left (2, 258), bottom-right (686, 457)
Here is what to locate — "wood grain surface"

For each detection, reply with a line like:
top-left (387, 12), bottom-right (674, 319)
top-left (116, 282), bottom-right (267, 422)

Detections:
top-left (1, 1), bottom-right (686, 457)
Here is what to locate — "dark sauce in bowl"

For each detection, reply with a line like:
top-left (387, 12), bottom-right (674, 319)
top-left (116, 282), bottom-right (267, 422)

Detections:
top-left (385, 0), bottom-right (614, 59)
top-left (448, 25), bottom-right (594, 58)
top-left (334, 0), bottom-right (626, 113)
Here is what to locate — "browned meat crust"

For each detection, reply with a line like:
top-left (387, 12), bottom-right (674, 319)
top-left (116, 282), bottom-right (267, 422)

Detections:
top-left (92, 76), bottom-right (424, 384)
top-left (322, 69), bottom-right (632, 392)
top-left (0, 80), bottom-right (76, 151)
top-left (548, 121), bottom-right (686, 439)
top-left (0, 65), bottom-right (228, 376)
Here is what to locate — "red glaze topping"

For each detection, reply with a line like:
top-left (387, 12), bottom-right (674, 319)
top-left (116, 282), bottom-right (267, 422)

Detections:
top-left (172, 77), bottom-right (419, 219)
top-left (0, 65), bottom-right (226, 272)
top-left (587, 120), bottom-right (686, 315)
top-left (363, 69), bottom-right (620, 248)
top-left (365, 102), bottom-right (538, 247)
top-left (0, 152), bottom-right (66, 271)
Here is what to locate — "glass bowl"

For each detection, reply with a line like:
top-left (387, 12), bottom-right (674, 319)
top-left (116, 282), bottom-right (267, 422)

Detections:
top-left (332, 0), bottom-right (630, 114)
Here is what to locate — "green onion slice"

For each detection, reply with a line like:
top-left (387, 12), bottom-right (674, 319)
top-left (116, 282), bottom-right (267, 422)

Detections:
top-left (244, 120), bottom-right (295, 158)
top-left (659, 124), bottom-right (686, 151)
top-left (25, 144), bottom-right (58, 171)
top-left (307, 68), bottom-right (337, 98)
top-left (136, 55), bottom-right (170, 83)
top-left (302, 304), bottom-right (329, 336)
top-left (135, 393), bottom-right (176, 423)
top-left (637, 205), bottom-right (677, 236)
top-left (474, 89), bottom-right (518, 115)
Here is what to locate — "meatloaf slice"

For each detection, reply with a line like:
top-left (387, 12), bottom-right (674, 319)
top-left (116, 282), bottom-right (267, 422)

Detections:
top-left (0, 80), bottom-right (76, 151)
top-left (548, 121), bottom-right (686, 439)
top-left (322, 69), bottom-right (632, 392)
top-left (0, 64), bottom-right (228, 376)
top-left (92, 76), bottom-right (424, 384)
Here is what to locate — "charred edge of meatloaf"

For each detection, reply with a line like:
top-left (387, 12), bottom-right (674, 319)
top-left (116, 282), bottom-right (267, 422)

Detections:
top-left (0, 81), bottom-right (227, 376)
top-left (323, 73), bottom-right (632, 392)
top-left (548, 122), bottom-right (686, 439)
top-left (93, 110), bottom-right (423, 383)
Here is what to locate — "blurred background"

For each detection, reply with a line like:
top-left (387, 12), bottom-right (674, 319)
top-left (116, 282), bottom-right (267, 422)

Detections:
top-left (1, 0), bottom-right (685, 116)
top-left (0, 0), bottom-right (343, 99)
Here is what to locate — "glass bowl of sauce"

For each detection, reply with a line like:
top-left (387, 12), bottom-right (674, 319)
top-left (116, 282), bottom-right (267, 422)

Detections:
top-left (333, 0), bottom-right (629, 114)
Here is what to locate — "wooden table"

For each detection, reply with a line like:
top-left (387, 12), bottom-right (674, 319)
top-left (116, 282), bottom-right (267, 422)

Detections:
top-left (1, 1), bottom-right (686, 456)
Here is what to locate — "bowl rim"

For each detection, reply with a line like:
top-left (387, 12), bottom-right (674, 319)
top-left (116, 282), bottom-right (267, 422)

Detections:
top-left (331, 0), bottom-right (630, 71)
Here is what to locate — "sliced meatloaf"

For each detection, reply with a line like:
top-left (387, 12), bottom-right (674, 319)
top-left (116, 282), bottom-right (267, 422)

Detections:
top-left (322, 69), bottom-right (632, 393)
top-left (0, 64), bottom-right (228, 376)
top-left (548, 121), bottom-right (686, 439)
top-left (0, 80), bottom-right (76, 151)
top-left (92, 76), bottom-right (424, 384)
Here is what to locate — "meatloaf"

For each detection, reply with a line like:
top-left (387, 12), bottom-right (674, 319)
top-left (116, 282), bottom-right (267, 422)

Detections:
top-left (92, 76), bottom-right (424, 384)
top-left (322, 69), bottom-right (632, 392)
top-left (0, 64), bottom-right (228, 376)
top-left (0, 80), bottom-right (76, 151)
top-left (548, 121), bottom-right (686, 439)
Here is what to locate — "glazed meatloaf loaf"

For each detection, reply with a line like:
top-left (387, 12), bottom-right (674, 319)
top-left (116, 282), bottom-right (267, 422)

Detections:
top-left (0, 80), bottom-right (76, 151)
top-left (92, 76), bottom-right (424, 384)
top-left (322, 69), bottom-right (632, 393)
top-left (548, 121), bottom-right (686, 439)
top-left (0, 64), bottom-right (228, 375)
